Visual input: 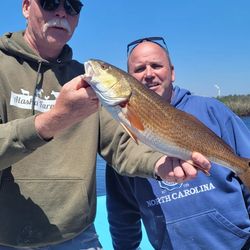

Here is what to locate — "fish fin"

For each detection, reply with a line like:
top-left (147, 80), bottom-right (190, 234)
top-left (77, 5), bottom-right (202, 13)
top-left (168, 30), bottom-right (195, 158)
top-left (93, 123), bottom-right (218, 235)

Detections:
top-left (237, 161), bottom-right (250, 191)
top-left (120, 122), bottom-right (139, 145)
top-left (126, 104), bottom-right (145, 131)
top-left (186, 160), bottom-right (211, 176)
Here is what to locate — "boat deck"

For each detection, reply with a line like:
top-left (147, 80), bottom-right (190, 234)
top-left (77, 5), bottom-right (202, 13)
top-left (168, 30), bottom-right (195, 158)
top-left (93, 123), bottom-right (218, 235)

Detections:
top-left (95, 196), bottom-right (152, 249)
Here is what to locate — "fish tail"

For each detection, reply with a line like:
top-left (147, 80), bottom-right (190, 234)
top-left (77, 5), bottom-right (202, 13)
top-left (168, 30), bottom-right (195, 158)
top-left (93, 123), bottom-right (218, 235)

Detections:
top-left (238, 161), bottom-right (250, 190)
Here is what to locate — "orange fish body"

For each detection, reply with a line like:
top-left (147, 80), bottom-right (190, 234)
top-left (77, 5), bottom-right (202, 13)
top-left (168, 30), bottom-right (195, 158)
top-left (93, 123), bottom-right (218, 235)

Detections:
top-left (83, 59), bottom-right (250, 189)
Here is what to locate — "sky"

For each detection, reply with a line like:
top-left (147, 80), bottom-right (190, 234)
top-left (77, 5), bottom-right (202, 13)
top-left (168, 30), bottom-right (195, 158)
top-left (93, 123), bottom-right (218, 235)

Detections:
top-left (1, 0), bottom-right (249, 97)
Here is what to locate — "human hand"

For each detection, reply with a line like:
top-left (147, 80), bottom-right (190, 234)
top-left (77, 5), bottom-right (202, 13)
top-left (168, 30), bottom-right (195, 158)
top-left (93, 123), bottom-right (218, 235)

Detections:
top-left (154, 152), bottom-right (211, 183)
top-left (35, 75), bottom-right (99, 139)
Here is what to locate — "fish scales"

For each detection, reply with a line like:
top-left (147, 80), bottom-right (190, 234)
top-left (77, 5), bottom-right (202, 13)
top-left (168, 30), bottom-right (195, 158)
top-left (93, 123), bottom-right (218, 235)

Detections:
top-left (125, 74), bottom-right (247, 172)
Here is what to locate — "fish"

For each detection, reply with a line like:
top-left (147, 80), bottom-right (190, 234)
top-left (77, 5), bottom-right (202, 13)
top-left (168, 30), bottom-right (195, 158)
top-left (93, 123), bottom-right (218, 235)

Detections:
top-left (83, 59), bottom-right (250, 188)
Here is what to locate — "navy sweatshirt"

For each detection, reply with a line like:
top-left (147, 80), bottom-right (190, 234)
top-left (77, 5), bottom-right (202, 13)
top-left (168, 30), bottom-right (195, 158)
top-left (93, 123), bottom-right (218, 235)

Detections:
top-left (106, 86), bottom-right (250, 250)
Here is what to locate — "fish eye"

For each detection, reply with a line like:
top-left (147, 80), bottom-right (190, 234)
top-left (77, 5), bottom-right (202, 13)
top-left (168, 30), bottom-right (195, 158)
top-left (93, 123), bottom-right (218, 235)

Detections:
top-left (100, 63), bottom-right (108, 70)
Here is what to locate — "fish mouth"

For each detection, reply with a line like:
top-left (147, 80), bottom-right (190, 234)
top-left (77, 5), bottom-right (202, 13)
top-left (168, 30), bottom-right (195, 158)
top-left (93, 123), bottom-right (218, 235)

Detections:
top-left (83, 61), bottom-right (129, 106)
top-left (83, 61), bottom-right (95, 80)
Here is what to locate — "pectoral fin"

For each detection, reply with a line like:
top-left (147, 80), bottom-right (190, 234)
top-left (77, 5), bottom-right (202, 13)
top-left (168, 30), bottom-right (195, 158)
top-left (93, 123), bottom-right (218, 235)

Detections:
top-left (120, 123), bottom-right (139, 145)
top-left (126, 104), bottom-right (144, 131)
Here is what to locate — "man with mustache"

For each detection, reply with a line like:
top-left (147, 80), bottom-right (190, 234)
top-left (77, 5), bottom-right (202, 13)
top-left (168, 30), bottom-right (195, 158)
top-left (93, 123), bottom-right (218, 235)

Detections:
top-left (0, 1), bottom-right (210, 249)
top-left (106, 38), bottom-right (250, 250)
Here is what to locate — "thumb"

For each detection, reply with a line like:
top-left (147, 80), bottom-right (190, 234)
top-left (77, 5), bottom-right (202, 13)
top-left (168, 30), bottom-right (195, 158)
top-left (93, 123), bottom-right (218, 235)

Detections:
top-left (77, 75), bottom-right (91, 89)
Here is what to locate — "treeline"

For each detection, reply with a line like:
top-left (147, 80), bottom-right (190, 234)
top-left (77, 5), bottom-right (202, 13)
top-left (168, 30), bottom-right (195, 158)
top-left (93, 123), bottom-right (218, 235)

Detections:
top-left (217, 94), bottom-right (250, 116)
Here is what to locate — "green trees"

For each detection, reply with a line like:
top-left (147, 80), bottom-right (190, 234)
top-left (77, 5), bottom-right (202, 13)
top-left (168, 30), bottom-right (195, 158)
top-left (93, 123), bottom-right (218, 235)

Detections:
top-left (217, 95), bottom-right (250, 116)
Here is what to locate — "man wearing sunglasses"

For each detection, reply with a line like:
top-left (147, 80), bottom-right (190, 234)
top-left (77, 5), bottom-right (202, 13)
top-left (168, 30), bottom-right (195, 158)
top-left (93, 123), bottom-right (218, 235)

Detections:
top-left (106, 37), bottom-right (250, 250)
top-left (0, 1), bottom-right (103, 249)
top-left (0, 1), bottom-right (212, 249)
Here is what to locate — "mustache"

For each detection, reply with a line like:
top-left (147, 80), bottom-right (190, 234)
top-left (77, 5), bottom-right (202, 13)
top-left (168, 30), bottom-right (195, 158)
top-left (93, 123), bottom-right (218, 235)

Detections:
top-left (43, 18), bottom-right (72, 34)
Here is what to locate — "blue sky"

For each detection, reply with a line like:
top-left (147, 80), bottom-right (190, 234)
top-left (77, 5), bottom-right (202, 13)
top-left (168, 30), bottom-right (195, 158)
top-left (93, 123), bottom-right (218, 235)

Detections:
top-left (1, 0), bottom-right (249, 97)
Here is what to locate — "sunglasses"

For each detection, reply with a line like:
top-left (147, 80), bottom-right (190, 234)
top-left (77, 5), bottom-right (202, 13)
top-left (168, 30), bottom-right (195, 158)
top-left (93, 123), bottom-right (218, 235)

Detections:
top-left (127, 36), bottom-right (168, 55)
top-left (39, 0), bottom-right (83, 16)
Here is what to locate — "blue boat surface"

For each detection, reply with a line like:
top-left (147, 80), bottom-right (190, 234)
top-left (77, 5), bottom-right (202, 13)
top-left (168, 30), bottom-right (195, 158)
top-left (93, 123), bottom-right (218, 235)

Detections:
top-left (95, 195), bottom-right (153, 250)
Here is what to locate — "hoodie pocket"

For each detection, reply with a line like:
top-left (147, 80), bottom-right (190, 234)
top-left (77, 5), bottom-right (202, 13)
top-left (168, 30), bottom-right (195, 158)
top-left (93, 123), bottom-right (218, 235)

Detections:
top-left (0, 178), bottom-right (91, 247)
top-left (166, 209), bottom-right (250, 250)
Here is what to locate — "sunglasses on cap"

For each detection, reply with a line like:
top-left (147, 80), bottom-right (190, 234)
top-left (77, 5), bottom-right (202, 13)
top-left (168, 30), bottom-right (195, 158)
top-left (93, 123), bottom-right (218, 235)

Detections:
top-left (39, 0), bottom-right (83, 16)
top-left (127, 36), bottom-right (168, 55)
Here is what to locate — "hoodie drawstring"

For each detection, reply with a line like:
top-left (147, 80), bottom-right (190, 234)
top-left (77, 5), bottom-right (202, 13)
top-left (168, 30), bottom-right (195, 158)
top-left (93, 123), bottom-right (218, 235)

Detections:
top-left (31, 61), bottom-right (42, 115)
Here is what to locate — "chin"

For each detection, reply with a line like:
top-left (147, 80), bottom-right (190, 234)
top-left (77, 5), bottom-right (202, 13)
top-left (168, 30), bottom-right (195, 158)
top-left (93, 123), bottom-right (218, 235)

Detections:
top-left (153, 88), bottom-right (162, 95)
top-left (155, 89), bottom-right (166, 97)
top-left (149, 86), bottom-right (159, 93)
top-left (46, 30), bottom-right (71, 44)
top-left (47, 35), bottom-right (68, 46)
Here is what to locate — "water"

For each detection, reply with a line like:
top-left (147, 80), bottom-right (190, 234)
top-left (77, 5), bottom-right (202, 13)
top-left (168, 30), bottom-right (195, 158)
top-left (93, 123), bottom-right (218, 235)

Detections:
top-left (96, 116), bottom-right (250, 196)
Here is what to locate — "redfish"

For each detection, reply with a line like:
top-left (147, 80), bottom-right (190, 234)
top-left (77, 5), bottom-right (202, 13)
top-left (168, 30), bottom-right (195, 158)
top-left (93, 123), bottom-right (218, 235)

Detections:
top-left (83, 59), bottom-right (250, 188)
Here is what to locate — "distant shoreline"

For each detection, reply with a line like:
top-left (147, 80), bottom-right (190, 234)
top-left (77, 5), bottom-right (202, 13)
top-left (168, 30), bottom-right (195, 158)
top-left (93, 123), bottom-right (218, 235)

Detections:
top-left (217, 95), bottom-right (250, 117)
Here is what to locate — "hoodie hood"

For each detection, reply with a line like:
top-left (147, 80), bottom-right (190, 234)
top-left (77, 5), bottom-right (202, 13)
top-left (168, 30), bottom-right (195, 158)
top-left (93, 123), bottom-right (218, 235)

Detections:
top-left (0, 31), bottom-right (74, 115)
top-left (0, 31), bottom-right (73, 65)
top-left (171, 85), bottom-right (192, 108)
top-left (0, 31), bottom-right (83, 116)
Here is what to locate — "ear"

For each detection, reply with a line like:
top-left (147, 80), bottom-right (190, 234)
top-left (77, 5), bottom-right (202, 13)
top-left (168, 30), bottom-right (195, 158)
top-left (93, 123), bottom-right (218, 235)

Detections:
top-left (22, 0), bottom-right (31, 19)
top-left (171, 65), bottom-right (175, 82)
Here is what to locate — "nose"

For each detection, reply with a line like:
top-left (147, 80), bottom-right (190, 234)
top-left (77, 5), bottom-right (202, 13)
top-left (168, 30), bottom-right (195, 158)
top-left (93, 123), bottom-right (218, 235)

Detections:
top-left (144, 66), bottom-right (155, 80)
top-left (55, 1), bottom-right (67, 18)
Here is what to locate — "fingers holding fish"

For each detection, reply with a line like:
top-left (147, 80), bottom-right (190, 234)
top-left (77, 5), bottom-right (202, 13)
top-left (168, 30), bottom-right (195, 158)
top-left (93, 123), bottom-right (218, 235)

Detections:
top-left (189, 151), bottom-right (211, 176)
top-left (35, 75), bottom-right (99, 140)
top-left (52, 76), bottom-right (99, 121)
top-left (169, 158), bottom-right (186, 183)
top-left (177, 152), bottom-right (211, 180)
top-left (155, 156), bottom-right (195, 183)
top-left (177, 159), bottom-right (198, 181)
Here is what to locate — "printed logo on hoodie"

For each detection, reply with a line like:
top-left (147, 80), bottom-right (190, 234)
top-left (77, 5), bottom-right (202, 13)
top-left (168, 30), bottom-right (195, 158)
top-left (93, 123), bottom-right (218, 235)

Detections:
top-left (10, 88), bottom-right (60, 112)
top-left (146, 182), bottom-right (216, 207)
top-left (159, 180), bottom-right (183, 191)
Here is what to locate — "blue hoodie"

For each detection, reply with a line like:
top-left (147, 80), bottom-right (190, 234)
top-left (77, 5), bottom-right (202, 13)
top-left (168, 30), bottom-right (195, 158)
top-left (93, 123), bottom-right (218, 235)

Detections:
top-left (106, 86), bottom-right (250, 250)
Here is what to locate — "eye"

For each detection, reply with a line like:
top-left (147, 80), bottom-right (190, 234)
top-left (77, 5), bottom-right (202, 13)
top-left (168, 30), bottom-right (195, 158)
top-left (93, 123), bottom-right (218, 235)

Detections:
top-left (134, 66), bottom-right (146, 73)
top-left (151, 63), bottom-right (163, 69)
top-left (101, 63), bottom-right (108, 70)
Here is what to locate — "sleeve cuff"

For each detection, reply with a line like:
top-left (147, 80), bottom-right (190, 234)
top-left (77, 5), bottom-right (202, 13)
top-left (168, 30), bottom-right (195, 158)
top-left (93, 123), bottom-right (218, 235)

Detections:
top-left (16, 116), bottom-right (50, 150)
